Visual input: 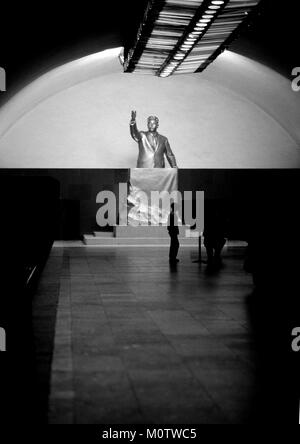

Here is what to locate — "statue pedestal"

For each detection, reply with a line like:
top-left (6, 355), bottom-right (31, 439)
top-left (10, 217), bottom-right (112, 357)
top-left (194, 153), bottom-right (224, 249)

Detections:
top-left (126, 168), bottom-right (178, 226)
top-left (83, 167), bottom-right (198, 245)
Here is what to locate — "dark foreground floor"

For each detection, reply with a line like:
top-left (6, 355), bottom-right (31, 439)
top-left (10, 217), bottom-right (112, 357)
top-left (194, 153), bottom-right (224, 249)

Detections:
top-left (27, 245), bottom-right (298, 424)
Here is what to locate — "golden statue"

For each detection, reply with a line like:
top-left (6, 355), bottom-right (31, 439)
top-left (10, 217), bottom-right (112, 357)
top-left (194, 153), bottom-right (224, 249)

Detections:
top-left (130, 111), bottom-right (177, 168)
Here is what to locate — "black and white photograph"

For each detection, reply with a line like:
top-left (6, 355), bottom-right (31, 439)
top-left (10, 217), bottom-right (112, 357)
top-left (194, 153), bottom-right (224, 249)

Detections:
top-left (0, 0), bottom-right (299, 430)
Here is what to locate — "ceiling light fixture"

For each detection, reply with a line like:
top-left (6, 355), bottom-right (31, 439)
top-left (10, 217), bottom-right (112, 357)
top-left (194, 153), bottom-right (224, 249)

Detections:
top-left (124, 0), bottom-right (263, 77)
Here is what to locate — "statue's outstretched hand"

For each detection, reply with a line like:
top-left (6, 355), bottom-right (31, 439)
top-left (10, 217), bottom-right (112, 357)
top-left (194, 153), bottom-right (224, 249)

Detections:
top-left (131, 110), bottom-right (137, 123)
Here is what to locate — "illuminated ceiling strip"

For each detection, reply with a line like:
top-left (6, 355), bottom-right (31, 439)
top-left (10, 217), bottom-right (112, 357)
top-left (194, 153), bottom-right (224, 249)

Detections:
top-left (124, 0), bottom-right (206, 74)
top-left (123, 0), bottom-right (262, 77)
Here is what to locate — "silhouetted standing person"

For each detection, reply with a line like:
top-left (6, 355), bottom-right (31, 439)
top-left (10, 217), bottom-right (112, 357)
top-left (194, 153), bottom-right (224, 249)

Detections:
top-left (168, 203), bottom-right (179, 264)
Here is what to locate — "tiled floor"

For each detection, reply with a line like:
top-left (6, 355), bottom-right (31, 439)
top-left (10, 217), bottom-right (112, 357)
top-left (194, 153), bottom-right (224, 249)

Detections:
top-left (32, 245), bottom-right (260, 424)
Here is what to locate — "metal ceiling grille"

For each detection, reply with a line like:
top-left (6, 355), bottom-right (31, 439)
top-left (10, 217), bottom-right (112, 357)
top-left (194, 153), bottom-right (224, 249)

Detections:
top-left (123, 0), bottom-right (263, 77)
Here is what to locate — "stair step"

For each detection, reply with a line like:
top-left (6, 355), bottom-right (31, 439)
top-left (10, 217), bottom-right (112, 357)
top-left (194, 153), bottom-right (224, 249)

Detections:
top-left (83, 234), bottom-right (197, 246)
top-left (93, 231), bottom-right (114, 238)
top-left (113, 225), bottom-right (194, 239)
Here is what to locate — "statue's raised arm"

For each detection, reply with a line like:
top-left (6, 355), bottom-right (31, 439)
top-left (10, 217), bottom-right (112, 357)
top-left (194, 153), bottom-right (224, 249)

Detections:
top-left (130, 110), bottom-right (141, 142)
top-left (131, 110), bottom-right (136, 123)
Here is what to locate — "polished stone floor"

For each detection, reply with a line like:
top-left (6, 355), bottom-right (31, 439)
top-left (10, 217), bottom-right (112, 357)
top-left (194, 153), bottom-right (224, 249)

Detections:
top-left (32, 245), bottom-right (260, 424)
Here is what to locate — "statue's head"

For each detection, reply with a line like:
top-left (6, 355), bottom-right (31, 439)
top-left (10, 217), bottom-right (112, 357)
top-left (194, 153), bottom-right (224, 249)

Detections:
top-left (147, 115), bottom-right (159, 132)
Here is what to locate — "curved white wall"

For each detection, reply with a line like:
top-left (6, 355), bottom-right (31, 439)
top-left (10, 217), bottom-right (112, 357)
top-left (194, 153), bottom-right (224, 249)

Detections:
top-left (0, 47), bottom-right (299, 168)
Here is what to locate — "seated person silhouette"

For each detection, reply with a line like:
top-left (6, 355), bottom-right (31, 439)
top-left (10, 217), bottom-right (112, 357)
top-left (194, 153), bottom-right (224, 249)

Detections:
top-left (203, 201), bottom-right (227, 268)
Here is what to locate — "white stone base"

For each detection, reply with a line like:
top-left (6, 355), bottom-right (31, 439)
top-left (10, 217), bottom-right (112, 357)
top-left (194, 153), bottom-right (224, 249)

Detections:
top-left (113, 225), bottom-right (192, 239)
top-left (83, 225), bottom-right (199, 246)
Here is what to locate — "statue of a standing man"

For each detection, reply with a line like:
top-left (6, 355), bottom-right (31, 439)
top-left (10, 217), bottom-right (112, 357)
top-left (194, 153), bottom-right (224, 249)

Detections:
top-left (130, 111), bottom-right (178, 168)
